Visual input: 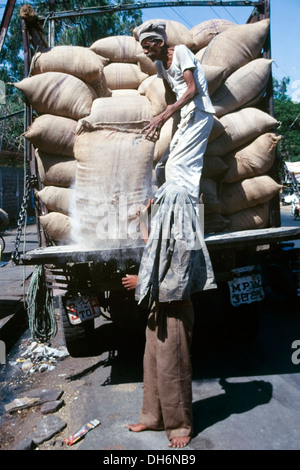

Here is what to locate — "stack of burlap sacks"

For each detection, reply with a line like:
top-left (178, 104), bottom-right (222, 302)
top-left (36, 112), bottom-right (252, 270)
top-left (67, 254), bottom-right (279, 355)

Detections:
top-left (15, 17), bottom-right (281, 246)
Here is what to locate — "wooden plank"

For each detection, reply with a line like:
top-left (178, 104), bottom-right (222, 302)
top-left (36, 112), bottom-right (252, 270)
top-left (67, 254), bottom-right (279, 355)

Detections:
top-left (20, 227), bottom-right (300, 265)
top-left (205, 226), bottom-right (300, 250)
top-left (21, 245), bottom-right (145, 265)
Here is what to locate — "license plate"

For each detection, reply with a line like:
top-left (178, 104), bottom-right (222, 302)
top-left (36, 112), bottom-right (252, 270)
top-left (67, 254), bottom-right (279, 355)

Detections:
top-left (228, 270), bottom-right (264, 307)
top-left (65, 295), bottom-right (101, 325)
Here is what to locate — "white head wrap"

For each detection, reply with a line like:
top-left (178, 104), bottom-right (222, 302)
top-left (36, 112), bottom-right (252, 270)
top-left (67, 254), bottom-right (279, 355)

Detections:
top-left (138, 21), bottom-right (167, 44)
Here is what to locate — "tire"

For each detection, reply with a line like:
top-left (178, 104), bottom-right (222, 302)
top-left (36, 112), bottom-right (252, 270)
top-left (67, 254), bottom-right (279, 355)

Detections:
top-left (59, 296), bottom-right (95, 357)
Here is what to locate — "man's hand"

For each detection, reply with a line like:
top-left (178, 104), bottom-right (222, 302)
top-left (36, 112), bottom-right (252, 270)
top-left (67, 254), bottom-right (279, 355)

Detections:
top-left (122, 274), bottom-right (138, 291)
top-left (141, 115), bottom-right (164, 141)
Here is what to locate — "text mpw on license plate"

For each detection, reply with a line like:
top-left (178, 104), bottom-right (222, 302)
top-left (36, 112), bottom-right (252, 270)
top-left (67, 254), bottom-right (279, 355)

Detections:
top-left (65, 296), bottom-right (101, 324)
top-left (228, 272), bottom-right (265, 307)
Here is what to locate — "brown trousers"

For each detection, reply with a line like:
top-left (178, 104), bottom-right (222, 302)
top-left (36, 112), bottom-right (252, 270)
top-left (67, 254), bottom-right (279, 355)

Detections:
top-left (139, 300), bottom-right (194, 440)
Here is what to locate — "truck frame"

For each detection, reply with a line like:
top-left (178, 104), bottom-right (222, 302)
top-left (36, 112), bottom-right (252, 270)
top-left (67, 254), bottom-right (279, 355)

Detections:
top-left (15, 0), bottom-right (300, 356)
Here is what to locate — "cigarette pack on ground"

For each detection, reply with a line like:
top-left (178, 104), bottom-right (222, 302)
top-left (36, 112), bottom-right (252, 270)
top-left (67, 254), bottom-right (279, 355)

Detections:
top-left (63, 419), bottom-right (100, 445)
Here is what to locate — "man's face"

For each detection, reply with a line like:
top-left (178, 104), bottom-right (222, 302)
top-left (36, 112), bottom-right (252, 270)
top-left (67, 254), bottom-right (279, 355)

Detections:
top-left (141, 39), bottom-right (164, 62)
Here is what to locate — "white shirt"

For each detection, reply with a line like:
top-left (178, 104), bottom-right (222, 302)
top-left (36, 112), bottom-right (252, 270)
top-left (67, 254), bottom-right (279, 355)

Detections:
top-left (155, 44), bottom-right (215, 117)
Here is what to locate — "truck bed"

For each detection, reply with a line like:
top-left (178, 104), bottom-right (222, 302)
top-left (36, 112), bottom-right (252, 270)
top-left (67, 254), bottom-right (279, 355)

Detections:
top-left (20, 226), bottom-right (300, 265)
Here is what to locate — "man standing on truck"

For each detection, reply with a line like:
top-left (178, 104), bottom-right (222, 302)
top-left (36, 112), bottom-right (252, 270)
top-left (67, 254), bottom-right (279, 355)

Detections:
top-left (138, 20), bottom-right (215, 209)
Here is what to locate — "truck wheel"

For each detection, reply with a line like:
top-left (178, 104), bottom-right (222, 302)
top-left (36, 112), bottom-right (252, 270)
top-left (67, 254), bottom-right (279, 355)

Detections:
top-left (59, 297), bottom-right (95, 357)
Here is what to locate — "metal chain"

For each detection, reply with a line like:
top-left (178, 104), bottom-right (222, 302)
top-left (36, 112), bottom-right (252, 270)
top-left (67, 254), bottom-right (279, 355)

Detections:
top-left (11, 174), bottom-right (38, 265)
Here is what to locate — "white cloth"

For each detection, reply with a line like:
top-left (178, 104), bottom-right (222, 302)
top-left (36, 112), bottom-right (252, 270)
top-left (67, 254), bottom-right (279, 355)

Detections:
top-left (156, 109), bottom-right (214, 208)
top-left (138, 20), bottom-right (167, 44)
top-left (156, 45), bottom-right (215, 117)
top-left (135, 182), bottom-right (217, 309)
top-left (155, 45), bottom-right (215, 207)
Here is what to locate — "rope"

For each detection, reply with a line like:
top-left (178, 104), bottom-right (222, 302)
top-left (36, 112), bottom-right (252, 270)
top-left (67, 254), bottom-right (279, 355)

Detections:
top-left (26, 265), bottom-right (57, 343)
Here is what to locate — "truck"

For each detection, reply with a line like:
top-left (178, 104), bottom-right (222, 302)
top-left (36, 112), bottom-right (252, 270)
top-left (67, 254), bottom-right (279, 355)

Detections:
top-left (11, 0), bottom-right (300, 356)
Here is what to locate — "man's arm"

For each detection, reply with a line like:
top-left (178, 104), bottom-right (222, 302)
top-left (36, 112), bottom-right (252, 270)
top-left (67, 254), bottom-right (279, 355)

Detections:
top-left (142, 68), bottom-right (198, 140)
top-left (121, 198), bottom-right (154, 291)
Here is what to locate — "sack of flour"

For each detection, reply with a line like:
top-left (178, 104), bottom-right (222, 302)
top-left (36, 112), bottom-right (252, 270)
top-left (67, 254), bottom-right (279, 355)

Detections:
top-left (190, 18), bottom-right (235, 50)
top-left (15, 72), bottom-right (97, 119)
top-left (222, 133), bottom-right (281, 183)
top-left (205, 108), bottom-right (278, 156)
top-left (40, 212), bottom-right (72, 244)
top-left (201, 19), bottom-right (270, 78)
top-left (31, 45), bottom-right (110, 97)
top-left (35, 150), bottom-right (77, 187)
top-left (90, 35), bottom-right (143, 63)
top-left (219, 175), bottom-right (281, 215)
top-left (25, 115), bottom-right (77, 156)
top-left (37, 186), bottom-right (73, 215)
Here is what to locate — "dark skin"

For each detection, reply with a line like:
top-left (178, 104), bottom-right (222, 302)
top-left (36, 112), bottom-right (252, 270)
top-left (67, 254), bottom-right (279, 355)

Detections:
top-left (140, 38), bottom-right (199, 143)
top-left (122, 197), bottom-right (192, 447)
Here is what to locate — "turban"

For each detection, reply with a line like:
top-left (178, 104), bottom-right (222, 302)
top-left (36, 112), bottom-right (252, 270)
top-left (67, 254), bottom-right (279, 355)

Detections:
top-left (138, 21), bottom-right (167, 44)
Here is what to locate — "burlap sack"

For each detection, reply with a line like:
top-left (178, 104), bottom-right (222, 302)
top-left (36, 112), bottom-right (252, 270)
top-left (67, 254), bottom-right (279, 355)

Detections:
top-left (138, 76), bottom-right (167, 116)
top-left (90, 35), bottom-right (143, 63)
top-left (202, 156), bottom-right (228, 179)
top-left (195, 47), bottom-right (206, 62)
top-left (35, 150), bottom-right (77, 187)
top-left (73, 123), bottom-right (155, 247)
top-left (153, 111), bottom-right (181, 164)
top-left (136, 53), bottom-right (157, 75)
top-left (30, 46), bottom-right (110, 97)
top-left (25, 115), bottom-right (77, 156)
top-left (133, 19), bottom-right (195, 50)
top-left (202, 64), bottom-right (225, 96)
top-left (190, 19), bottom-right (236, 50)
top-left (225, 203), bottom-right (269, 232)
top-left (85, 94), bottom-right (152, 126)
top-left (201, 19), bottom-right (270, 78)
top-left (37, 186), bottom-right (72, 215)
top-left (200, 177), bottom-right (220, 213)
top-left (205, 108), bottom-right (278, 156)
top-left (204, 212), bottom-right (229, 234)
top-left (40, 212), bottom-right (72, 244)
top-left (111, 89), bottom-right (140, 96)
top-left (219, 175), bottom-right (281, 215)
top-left (103, 63), bottom-right (148, 89)
top-left (15, 72), bottom-right (97, 119)
top-left (208, 116), bottom-right (225, 143)
top-left (222, 133), bottom-right (281, 183)
top-left (212, 59), bottom-right (272, 117)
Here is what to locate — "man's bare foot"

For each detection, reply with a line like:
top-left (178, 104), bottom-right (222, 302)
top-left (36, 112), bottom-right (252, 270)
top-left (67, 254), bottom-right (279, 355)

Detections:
top-left (126, 423), bottom-right (148, 432)
top-left (168, 436), bottom-right (191, 448)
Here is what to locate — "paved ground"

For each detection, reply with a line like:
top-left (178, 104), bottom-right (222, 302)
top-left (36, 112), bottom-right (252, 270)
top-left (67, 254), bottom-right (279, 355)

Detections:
top-left (0, 210), bottom-right (300, 452)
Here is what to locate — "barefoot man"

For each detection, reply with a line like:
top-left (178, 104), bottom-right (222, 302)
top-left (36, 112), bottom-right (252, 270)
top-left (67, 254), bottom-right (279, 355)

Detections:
top-left (122, 183), bottom-right (216, 448)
